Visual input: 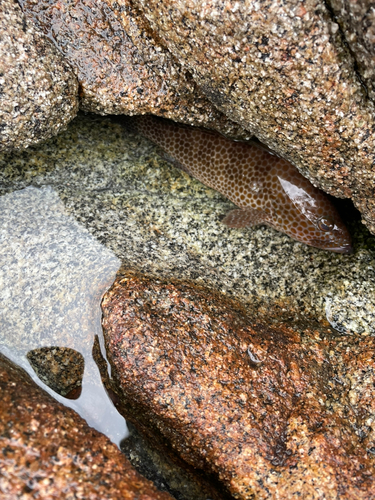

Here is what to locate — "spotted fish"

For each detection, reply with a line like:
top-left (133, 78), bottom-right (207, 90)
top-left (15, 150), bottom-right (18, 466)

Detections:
top-left (133, 115), bottom-right (352, 253)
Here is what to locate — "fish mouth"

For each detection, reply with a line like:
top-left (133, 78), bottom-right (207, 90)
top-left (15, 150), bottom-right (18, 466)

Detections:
top-left (330, 244), bottom-right (353, 254)
top-left (309, 240), bottom-right (353, 254)
top-left (331, 245), bottom-right (353, 255)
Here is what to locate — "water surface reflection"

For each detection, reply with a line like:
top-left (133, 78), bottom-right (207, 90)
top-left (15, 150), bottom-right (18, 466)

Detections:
top-left (0, 186), bottom-right (127, 445)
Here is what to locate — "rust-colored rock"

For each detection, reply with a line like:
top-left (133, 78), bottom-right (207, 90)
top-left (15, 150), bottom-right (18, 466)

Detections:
top-left (19, 0), bottom-right (248, 138)
top-left (102, 271), bottom-right (375, 499)
top-left (0, 352), bottom-right (173, 500)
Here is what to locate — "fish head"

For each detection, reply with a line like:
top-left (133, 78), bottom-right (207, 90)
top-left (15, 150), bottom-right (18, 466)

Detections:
top-left (307, 214), bottom-right (353, 254)
top-left (275, 165), bottom-right (352, 254)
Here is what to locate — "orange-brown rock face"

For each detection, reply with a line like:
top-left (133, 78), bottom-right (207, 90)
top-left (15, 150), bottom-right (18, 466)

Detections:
top-left (0, 352), bottom-right (173, 500)
top-left (19, 0), bottom-right (247, 139)
top-left (102, 271), bottom-right (375, 499)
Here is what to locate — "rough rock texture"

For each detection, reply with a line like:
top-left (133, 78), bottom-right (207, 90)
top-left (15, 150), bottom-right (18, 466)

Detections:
top-left (0, 352), bottom-right (173, 500)
top-left (19, 0), bottom-right (249, 139)
top-left (93, 338), bottom-right (227, 500)
top-left (17, 0), bottom-right (375, 234)
top-left (26, 346), bottom-right (84, 398)
top-left (0, 0), bottom-right (78, 152)
top-left (329, 0), bottom-right (375, 100)
top-left (102, 270), bottom-right (375, 500)
top-left (120, 421), bottom-right (228, 500)
top-left (1, 114), bottom-right (374, 336)
top-left (133, 0), bottom-right (375, 235)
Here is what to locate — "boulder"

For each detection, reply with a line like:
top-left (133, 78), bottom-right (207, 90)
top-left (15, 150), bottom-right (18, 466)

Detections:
top-left (133, 0), bottom-right (375, 235)
top-left (0, 352), bottom-right (173, 499)
top-left (0, 0), bottom-right (78, 151)
top-left (19, 0), bottom-right (248, 139)
top-left (102, 270), bottom-right (375, 499)
top-left (330, 0), bottom-right (375, 101)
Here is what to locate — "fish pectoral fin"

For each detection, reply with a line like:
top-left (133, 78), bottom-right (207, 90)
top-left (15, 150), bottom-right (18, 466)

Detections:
top-left (160, 151), bottom-right (192, 175)
top-left (222, 208), bottom-right (267, 228)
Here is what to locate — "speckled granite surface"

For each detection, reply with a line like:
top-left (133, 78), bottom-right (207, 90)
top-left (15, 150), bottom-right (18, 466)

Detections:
top-left (102, 271), bottom-right (375, 499)
top-left (19, 0), bottom-right (248, 140)
top-left (0, 113), bottom-right (374, 335)
top-left (329, 0), bottom-right (375, 101)
top-left (133, 0), bottom-right (375, 237)
top-left (27, 346), bottom-right (84, 398)
top-left (0, 185), bottom-right (126, 444)
top-left (0, 0), bottom-right (78, 151)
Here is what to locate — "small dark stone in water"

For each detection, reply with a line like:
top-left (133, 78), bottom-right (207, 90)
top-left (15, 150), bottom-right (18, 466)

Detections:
top-left (27, 346), bottom-right (84, 398)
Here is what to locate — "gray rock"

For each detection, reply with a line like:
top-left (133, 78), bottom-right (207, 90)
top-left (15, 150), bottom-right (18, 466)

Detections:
top-left (133, 0), bottom-right (375, 236)
top-left (0, 0), bottom-right (78, 152)
top-left (329, 0), bottom-right (375, 100)
top-left (15, 0), bottom-right (375, 238)
top-left (0, 113), bottom-right (374, 336)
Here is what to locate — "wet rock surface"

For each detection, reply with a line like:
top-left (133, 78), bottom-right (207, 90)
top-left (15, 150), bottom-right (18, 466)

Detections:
top-left (0, 352), bottom-right (173, 500)
top-left (120, 421), bottom-right (228, 500)
top-left (19, 0), bottom-right (247, 139)
top-left (0, 0), bottom-right (78, 152)
top-left (1, 113), bottom-right (374, 336)
top-left (102, 270), bottom-right (375, 499)
top-left (5, 0), bottom-right (375, 235)
top-left (26, 346), bottom-right (84, 399)
top-left (329, 0), bottom-right (375, 101)
top-left (1, 113), bottom-right (375, 498)
top-left (133, 0), bottom-right (375, 235)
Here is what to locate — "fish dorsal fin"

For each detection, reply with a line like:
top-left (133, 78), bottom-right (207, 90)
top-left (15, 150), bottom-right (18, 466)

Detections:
top-left (222, 208), bottom-right (269, 228)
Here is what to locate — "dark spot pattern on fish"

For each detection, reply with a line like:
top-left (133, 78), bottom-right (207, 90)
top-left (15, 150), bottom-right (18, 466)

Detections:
top-left (133, 115), bottom-right (352, 253)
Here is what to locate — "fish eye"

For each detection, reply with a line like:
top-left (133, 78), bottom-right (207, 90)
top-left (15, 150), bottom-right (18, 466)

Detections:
top-left (318, 216), bottom-right (335, 232)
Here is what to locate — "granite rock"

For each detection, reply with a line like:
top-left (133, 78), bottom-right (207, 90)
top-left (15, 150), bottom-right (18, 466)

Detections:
top-left (133, 0), bottom-right (375, 235)
top-left (101, 270), bottom-right (375, 499)
top-left (0, 0), bottom-right (78, 152)
top-left (26, 346), bottom-right (84, 399)
top-left (15, 0), bottom-right (375, 235)
top-left (0, 106), bottom-right (375, 499)
top-left (329, 0), bottom-right (375, 100)
top-left (0, 113), bottom-right (374, 336)
top-left (19, 0), bottom-right (248, 139)
top-left (0, 352), bottom-right (173, 500)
